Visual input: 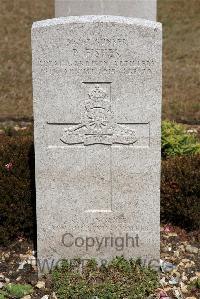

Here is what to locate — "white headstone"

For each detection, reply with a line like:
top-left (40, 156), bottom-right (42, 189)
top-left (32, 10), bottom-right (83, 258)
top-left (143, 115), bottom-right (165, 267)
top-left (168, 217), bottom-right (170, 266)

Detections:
top-left (32, 16), bottom-right (162, 273)
top-left (55, 0), bottom-right (157, 21)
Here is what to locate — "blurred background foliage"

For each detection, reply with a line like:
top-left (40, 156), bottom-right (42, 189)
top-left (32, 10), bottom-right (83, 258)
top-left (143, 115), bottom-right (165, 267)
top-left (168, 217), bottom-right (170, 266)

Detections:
top-left (0, 0), bottom-right (199, 123)
top-left (162, 121), bottom-right (200, 157)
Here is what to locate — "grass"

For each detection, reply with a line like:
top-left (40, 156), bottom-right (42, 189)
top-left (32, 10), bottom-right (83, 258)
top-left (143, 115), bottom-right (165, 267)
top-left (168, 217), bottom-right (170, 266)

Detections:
top-left (0, 0), bottom-right (199, 123)
top-left (158, 0), bottom-right (200, 123)
top-left (52, 257), bottom-right (159, 299)
top-left (0, 0), bottom-right (54, 120)
top-left (189, 278), bottom-right (200, 291)
top-left (0, 284), bottom-right (33, 299)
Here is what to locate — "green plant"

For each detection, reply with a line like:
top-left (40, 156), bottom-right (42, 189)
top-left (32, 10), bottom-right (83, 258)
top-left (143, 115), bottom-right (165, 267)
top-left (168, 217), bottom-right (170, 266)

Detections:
top-left (161, 120), bottom-right (200, 157)
top-left (0, 290), bottom-right (6, 299)
top-left (189, 278), bottom-right (200, 291)
top-left (5, 283), bottom-right (33, 298)
top-left (52, 257), bottom-right (158, 299)
top-left (161, 155), bottom-right (200, 230)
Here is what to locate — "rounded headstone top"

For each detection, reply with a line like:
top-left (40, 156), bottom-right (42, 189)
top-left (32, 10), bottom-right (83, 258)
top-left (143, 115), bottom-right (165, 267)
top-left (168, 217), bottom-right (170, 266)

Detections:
top-left (32, 15), bottom-right (161, 30)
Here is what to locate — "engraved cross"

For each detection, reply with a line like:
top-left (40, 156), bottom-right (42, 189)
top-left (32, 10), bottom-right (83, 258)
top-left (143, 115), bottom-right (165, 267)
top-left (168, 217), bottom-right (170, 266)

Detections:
top-left (47, 83), bottom-right (149, 212)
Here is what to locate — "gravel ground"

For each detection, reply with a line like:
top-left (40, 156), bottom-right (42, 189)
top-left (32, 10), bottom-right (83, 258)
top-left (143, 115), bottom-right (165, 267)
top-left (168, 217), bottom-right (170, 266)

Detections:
top-left (0, 225), bottom-right (199, 299)
top-left (159, 225), bottom-right (199, 299)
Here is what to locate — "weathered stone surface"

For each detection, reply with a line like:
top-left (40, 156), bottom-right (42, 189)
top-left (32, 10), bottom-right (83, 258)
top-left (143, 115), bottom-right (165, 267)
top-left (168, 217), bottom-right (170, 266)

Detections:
top-left (32, 16), bottom-right (162, 273)
top-left (55, 0), bottom-right (157, 21)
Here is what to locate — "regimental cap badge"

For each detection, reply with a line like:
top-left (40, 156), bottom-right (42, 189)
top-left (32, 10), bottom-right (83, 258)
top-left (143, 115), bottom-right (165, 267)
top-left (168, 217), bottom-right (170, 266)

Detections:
top-left (88, 84), bottom-right (108, 100)
top-left (87, 84), bottom-right (110, 110)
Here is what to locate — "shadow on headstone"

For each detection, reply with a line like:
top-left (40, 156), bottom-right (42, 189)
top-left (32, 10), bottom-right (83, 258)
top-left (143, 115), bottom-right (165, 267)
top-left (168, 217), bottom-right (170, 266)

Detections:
top-left (28, 141), bottom-right (37, 251)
